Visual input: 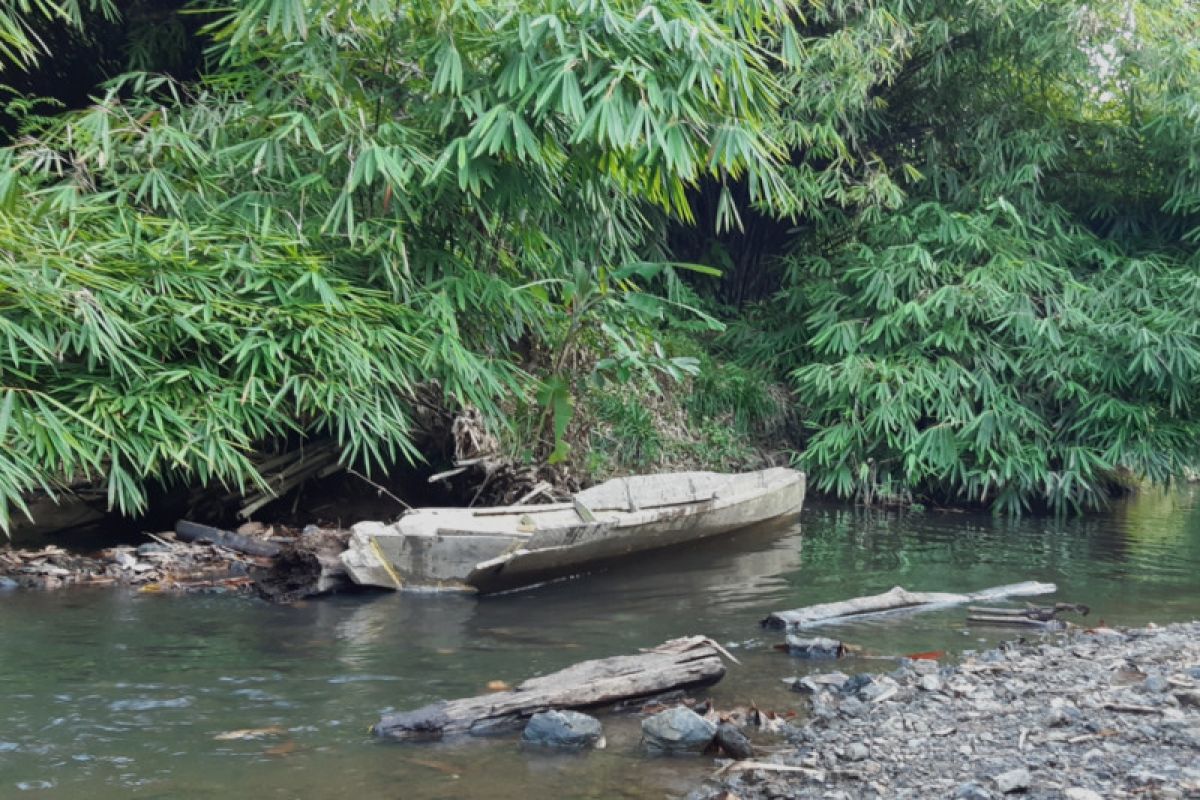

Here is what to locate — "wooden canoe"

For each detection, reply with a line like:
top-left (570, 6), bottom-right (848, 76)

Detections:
top-left (341, 467), bottom-right (805, 594)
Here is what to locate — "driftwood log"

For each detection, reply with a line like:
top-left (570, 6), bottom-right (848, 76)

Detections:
top-left (253, 529), bottom-right (352, 602)
top-left (174, 520), bottom-right (282, 558)
top-left (762, 581), bottom-right (1057, 629)
top-left (373, 636), bottom-right (729, 740)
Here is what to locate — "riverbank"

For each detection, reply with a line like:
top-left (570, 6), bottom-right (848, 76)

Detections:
top-left (692, 622), bottom-right (1200, 800)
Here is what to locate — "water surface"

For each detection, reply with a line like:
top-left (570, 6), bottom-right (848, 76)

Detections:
top-left (2, 489), bottom-right (1198, 798)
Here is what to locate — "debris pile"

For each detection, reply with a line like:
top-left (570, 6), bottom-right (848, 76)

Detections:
top-left (1, 520), bottom-right (350, 598)
top-left (0, 537), bottom-right (260, 592)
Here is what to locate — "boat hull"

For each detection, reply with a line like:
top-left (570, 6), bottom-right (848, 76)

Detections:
top-left (340, 468), bottom-right (805, 594)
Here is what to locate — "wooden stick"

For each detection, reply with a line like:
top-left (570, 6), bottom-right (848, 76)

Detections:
top-left (513, 481), bottom-right (554, 506)
top-left (714, 761), bottom-right (827, 779)
top-left (1103, 702), bottom-right (1160, 714)
top-left (427, 466), bottom-right (468, 484)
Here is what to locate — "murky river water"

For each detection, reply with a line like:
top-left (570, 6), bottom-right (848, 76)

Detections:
top-left (2, 490), bottom-right (1199, 798)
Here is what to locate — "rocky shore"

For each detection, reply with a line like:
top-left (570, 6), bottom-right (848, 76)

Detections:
top-left (691, 622), bottom-right (1200, 800)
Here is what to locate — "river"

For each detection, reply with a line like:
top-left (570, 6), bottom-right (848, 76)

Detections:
top-left (2, 489), bottom-right (1198, 798)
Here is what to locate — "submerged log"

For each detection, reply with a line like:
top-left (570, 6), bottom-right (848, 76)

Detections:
top-left (253, 528), bottom-right (351, 602)
top-left (966, 602), bottom-right (1090, 621)
top-left (373, 636), bottom-right (729, 740)
top-left (966, 613), bottom-right (1066, 630)
top-left (762, 581), bottom-right (1057, 629)
top-left (174, 520), bottom-right (282, 558)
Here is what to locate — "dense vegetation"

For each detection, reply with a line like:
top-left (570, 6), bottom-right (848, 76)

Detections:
top-left (1, 0), bottom-right (1197, 530)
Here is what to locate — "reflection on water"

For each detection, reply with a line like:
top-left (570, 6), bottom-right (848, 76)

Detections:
top-left (1, 488), bottom-right (1198, 798)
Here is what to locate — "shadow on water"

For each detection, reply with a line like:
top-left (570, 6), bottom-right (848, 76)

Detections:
top-left (1, 488), bottom-right (1198, 797)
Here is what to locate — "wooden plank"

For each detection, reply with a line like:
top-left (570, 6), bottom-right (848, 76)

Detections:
top-left (762, 582), bottom-right (1057, 629)
top-left (373, 636), bottom-right (728, 740)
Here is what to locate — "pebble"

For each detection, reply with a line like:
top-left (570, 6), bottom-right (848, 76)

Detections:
top-left (1142, 674), bottom-right (1170, 694)
top-left (843, 742), bottom-right (869, 762)
top-left (838, 696), bottom-right (867, 717)
top-left (954, 782), bottom-right (992, 799)
top-left (919, 674), bottom-right (942, 692)
top-left (911, 659), bottom-right (939, 676)
top-left (994, 767), bottom-right (1031, 794)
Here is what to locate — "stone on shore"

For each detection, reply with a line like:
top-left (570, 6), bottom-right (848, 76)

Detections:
top-left (521, 710), bottom-right (603, 750)
top-left (994, 767), bottom-right (1031, 794)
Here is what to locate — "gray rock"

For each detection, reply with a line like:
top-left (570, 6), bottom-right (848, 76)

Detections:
top-left (1042, 706), bottom-right (1080, 727)
top-left (641, 707), bottom-right (717, 754)
top-left (1127, 767), bottom-right (1167, 785)
top-left (843, 742), bottom-right (869, 762)
top-left (1063, 789), bottom-right (1102, 800)
top-left (994, 767), bottom-right (1031, 794)
top-left (955, 781), bottom-right (992, 799)
top-left (521, 710), bottom-right (603, 750)
top-left (919, 674), bottom-right (942, 692)
top-left (1186, 666), bottom-right (1200, 680)
top-left (911, 659), bottom-right (939, 676)
top-left (0, 576), bottom-right (18, 591)
top-left (838, 696), bottom-right (867, 717)
top-left (842, 673), bottom-right (874, 694)
top-left (792, 671), bottom-right (849, 694)
top-left (859, 676), bottom-right (898, 701)
top-left (137, 543), bottom-right (170, 556)
top-left (714, 722), bottom-right (754, 759)
top-left (810, 690), bottom-right (839, 720)
top-left (785, 635), bottom-right (845, 658)
top-left (1141, 674), bottom-right (1170, 694)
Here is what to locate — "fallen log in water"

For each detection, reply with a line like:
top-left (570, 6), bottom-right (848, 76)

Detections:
top-left (762, 581), bottom-right (1057, 629)
top-left (966, 613), bottom-right (1066, 630)
top-left (966, 602), bottom-right (1090, 621)
top-left (373, 636), bottom-right (729, 740)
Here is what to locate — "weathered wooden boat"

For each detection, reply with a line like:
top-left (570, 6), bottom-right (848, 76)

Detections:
top-left (341, 467), bottom-right (805, 594)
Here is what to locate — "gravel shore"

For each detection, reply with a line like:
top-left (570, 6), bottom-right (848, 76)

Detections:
top-left (690, 622), bottom-right (1200, 799)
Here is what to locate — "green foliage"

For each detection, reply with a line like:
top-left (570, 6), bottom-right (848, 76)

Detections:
top-left (591, 393), bottom-right (664, 470)
top-left (687, 356), bottom-right (780, 435)
top-left (762, 0), bottom-right (1200, 512)
top-left (5, 0), bottom-right (1200, 527)
top-left (0, 0), bottom-right (797, 530)
top-left (0, 0), bottom-right (112, 70)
